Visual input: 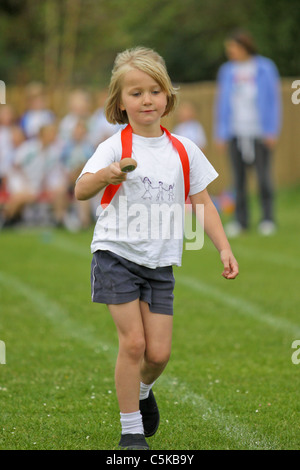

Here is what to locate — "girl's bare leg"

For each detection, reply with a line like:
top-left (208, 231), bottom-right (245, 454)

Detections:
top-left (139, 300), bottom-right (173, 385)
top-left (108, 299), bottom-right (146, 413)
top-left (108, 299), bottom-right (173, 413)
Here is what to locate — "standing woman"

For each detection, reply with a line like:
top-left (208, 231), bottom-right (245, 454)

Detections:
top-left (215, 30), bottom-right (281, 236)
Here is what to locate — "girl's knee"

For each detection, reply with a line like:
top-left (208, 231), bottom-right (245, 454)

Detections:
top-left (145, 349), bottom-right (171, 369)
top-left (120, 334), bottom-right (146, 362)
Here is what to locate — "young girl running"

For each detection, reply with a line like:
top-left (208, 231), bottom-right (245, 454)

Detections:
top-left (75, 47), bottom-right (239, 450)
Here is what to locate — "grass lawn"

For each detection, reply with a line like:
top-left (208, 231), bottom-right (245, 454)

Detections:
top-left (0, 185), bottom-right (300, 450)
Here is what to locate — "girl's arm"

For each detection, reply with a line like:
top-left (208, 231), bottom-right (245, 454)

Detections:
top-left (190, 189), bottom-right (239, 279)
top-left (74, 162), bottom-right (127, 201)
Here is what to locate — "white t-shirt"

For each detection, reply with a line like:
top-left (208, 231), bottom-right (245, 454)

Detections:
top-left (21, 110), bottom-right (55, 139)
top-left (78, 130), bottom-right (218, 268)
top-left (11, 138), bottom-right (66, 194)
top-left (231, 59), bottom-right (262, 137)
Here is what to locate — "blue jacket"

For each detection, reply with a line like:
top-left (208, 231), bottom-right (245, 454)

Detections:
top-left (215, 55), bottom-right (281, 140)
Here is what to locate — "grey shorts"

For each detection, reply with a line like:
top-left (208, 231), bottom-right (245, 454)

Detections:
top-left (91, 250), bottom-right (175, 315)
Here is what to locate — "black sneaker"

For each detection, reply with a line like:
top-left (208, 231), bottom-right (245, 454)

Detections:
top-left (118, 433), bottom-right (149, 450)
top-left (139, 389), bottom-right (160, 437)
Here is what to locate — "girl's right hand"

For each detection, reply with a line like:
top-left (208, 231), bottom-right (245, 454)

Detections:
top-left (105, 162), bottom-right (127, 185)
top-left (75, 162), bottom-right (127, 201)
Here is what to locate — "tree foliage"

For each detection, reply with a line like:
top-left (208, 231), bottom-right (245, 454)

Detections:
top-left (0, 0), bottom-right (299, 87)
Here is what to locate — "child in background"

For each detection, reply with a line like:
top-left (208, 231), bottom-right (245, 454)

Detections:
top-left (173, 100), bottom-right (207, 151)
top-left (62, 119), bottom-right (94, 229)
top-left (59, 89), bottom-right (91, 143)
top-left (0, 104), bottom-right (18, 191)
top-left (3, 123), bottom-right (68, 227)
top-left (62, 119), bottom-right (94, 184)
top-left (88, 89), bottom-right (121, 149)
top-left (20, 82), bottom-right (55, 139)
top-left (75, 47), bottom-right (238, 450)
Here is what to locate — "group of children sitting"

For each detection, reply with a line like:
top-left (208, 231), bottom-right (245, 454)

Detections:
top-left (0, 83), bottom-right (120, 230)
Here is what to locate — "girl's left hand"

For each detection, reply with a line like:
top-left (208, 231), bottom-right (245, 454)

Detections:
top-left (220, 249), bottom-right (239, 279)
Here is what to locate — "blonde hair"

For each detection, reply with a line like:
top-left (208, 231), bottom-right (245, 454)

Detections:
top-left (105, 47), bottom-right (178, 124)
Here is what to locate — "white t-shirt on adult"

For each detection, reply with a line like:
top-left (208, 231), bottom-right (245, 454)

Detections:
top-left (231, 59), bottom-right (262, 138)
top-left (78, 129), bottom-right (218, 268)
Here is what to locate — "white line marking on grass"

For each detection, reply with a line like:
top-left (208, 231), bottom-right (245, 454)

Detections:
top-left (0, 270), bottom-right (117, 359)
top-left (51, 235), bottom-right (92, 259)
top-left (176, 275), bottom-right (300, 337)
top-left (159, 375), bottom-right (278, 450)
top-left (0, 270), bottom-right (279, 449)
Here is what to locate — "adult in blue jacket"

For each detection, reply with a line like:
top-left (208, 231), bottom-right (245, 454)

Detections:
top-left (214, 30), bottom-right (281, 236)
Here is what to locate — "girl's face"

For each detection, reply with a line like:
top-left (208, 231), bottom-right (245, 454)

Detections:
top-left (120, 68), bottom-right (168, 136)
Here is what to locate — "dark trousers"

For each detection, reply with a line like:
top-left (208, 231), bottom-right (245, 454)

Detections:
top-left (229, 138), bottom-right (274, 229)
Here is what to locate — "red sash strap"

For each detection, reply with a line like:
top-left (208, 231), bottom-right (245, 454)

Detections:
top-left (101, 124), bottom-right (190, 208)
top-left (161, 126), bottom-right (190, 201)
top-left (101, 124), bottom-right (132, 208)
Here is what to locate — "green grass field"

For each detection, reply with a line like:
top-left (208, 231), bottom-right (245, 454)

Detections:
top-left (1, 186), bottom-right (300, 450)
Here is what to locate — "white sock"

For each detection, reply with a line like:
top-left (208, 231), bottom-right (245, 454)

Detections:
top-left (139, 381), bottom-right (155, 400)
top-left (120, 410), bottom-right (144, 435)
